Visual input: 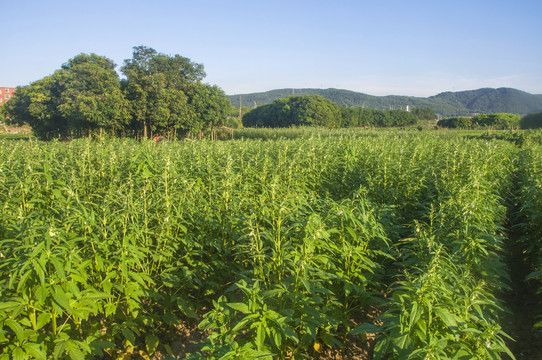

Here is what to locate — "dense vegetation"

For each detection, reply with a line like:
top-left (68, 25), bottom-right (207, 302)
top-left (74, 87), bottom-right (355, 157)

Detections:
top-left (241, 96), bottom-right (418, 128)
top-left (520, 112), bottom-right (542, 129)
top-left (228, 87), bottom-right (542, 118)
top-left (3, 47), bottom-right (230, 140)
top-left (339, 107), bottom-right (418, 127)
top-left (2, 129), bottom-right (541, 359)
top-left (241, 95), bottom-right (341, 128)
top-left (437, 113), bottom-right (521, 129)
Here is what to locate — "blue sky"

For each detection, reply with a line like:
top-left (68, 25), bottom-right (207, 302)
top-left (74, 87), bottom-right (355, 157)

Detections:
top-left (2, 0), bottom-right (541, 96)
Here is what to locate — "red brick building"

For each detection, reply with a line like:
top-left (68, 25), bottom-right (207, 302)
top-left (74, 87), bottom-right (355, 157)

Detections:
top-left (0, 87), bottom-right (16, 106)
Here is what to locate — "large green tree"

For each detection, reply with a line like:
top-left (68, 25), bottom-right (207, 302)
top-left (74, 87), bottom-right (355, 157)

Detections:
top-left (6, 46), bottom-right (229, 140)
top-left (121, 46), bottom-right (209, 138)
top-left (5, 73), bottom-right (67, 139)
top-left (242, 95), bottom-right (341, 128)
top-left (520, 112), bottom-right (542, 129)
top-left (59, 53), bottom-right (127, 136)
top-left (5, 53), bottom-right (126, 139)
top-left (411, 106), bottom-right (436, 121)
top-left (187, 84), bottom-right (231, 136)
top-left (340, 107), bottom-right (418, 127)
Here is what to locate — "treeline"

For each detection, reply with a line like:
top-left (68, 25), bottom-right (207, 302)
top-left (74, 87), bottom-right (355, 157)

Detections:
top-left (436, 113), bottom-right (542, 129)
top-left (3, 46), bottom-right (230, 140)
top-left (520, 112), bottom-right (542, 129)
top-left (340, 107), bottom-right (418, 127)
top-left (242, 95), bottom-right (341, 128)
top-left (242, 95), bottom-right (420, 128)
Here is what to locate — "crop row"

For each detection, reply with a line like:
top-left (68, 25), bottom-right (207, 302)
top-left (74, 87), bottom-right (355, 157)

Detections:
top-left (0, 134), bottom-right (524, 359)
top-left (517, 145), bottom-right (542, 330)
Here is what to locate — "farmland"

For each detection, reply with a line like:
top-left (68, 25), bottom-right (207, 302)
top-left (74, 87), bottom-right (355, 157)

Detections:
top-left (1, 129), bottom-right (542, 359)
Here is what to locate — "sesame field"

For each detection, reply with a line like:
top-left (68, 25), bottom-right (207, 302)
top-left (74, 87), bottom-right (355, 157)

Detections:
top-left (1, 129), bottom-right (542, 359)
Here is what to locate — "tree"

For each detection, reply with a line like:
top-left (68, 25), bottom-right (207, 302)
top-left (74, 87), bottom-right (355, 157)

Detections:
top-left (58, 53), bottom-right (127, 137)
top-left (5, 53), bottom-right (126, 139)
top-left (437, 117), bottom-right (472, 129)
top-left (121, 46), bottom-right (206, 138)
top-left (187, 84), bottom-right (230, 137)
top-left (243, 95), bottom-right (341, 128)
top-left (411, 106), bottom-right (436, 121)
top-left (471, 113), bottom-right (520, 129)
top-left (520, 112), bottom-right (542, 129)
top-left (5, 46), bottom-right (227, 140)
top-left (4, 74), bottom-right (67, 139)
top-left (340, 107), bottom-right (417, 127)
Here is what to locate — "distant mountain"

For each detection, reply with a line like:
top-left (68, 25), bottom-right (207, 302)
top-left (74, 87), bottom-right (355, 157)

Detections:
top-left (227, 88), bottom-right (542, 118)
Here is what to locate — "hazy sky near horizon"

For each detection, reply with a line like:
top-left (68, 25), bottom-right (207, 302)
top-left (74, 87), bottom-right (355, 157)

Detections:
top-left (2, 0), bottom-right (541, 96)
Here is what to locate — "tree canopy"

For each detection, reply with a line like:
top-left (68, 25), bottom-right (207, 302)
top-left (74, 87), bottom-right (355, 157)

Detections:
top-left (410, 106), bottom-right (436, 121)
top-left (340, 107), bottom-right (418, 127)
top-left (520, 112), bottom-right (542, 129)
top-left (5, 46), bottom-right (231, 140)
top-left (437, 113), bottom-right (521, 129)
top-left (242, 95), bottom-right (341, 128)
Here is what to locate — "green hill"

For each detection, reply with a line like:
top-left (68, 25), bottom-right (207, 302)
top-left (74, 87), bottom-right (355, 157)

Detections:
top-left (227, 87), bottom-right (542, 118)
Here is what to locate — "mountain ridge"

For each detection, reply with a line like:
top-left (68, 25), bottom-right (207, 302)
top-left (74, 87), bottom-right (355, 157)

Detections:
top-left (227, 87), bottom-right (542, 117)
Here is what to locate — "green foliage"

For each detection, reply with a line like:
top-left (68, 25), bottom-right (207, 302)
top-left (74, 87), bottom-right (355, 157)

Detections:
top-left (516, 146), bottom-right (542, 330)
top-left (411, 106), bottom-right (437, 121)
top-left (242, 95), bottom-right (341, 128)
top-left (121, 45), bottom-right (208, 137)
top-left (0, 130), bottom-right (531, 359)
top-left (5, 54), bottom-right (126, 140)
top-left (438, 113), bottom-right (521, 129)
top-left (520, 112), bottom-right (542, 129)
top-left (5, 46), bottom-right (229, 140)
top-left (340, 107), bottom-right (418, 127)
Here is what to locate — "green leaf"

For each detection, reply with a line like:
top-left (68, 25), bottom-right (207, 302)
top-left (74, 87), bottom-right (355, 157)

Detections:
top-left (282, 326), bottom-right (299, 344)
top-left (301, 278), bottom-right (311, 293)
top-left (350, 323), bottom-right (379, 335)
top-left (22, 343), bottom-right (46, 360)
top-left (121, 327), bottom-right (135, 346)
top-left (16, 270), bottom-right (33, 294)
top-left (66, 342), bottom-right (85, 360)
top-left (145, 334), bottom-right (159, 355)
top-left (89, 341), bottom-right (115, 357)
top-left (51, 258), bottom-right (66, 281)
top-left (232, 314), bottom-right (259, 333)
top-left (5, 319), bottom-right (25, 342)
top-left (12, 348), bottom-right (25, 360)
top-left (256, 323), bottom-right (266, 351)
top-left (227, 302), bottom-right (250, 314)
top-left (434, 307), bottom-right (458, 328)
top-left (30, 286), bottom-right (46, 307)
top-left (0, 301), bottom-right (22, 312)
top-left (53, 340), bottom-right (67, 360)
top-left (409, 301), bottom-right (421, 330)
top-left (177, 297), bottom-right (199, 320)
top-left (52, 289), bottom-right (72, 314)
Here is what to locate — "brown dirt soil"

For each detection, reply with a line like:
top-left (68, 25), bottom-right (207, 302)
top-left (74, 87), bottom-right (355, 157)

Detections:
top-left (150, 306), bottom-right (383, 360)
